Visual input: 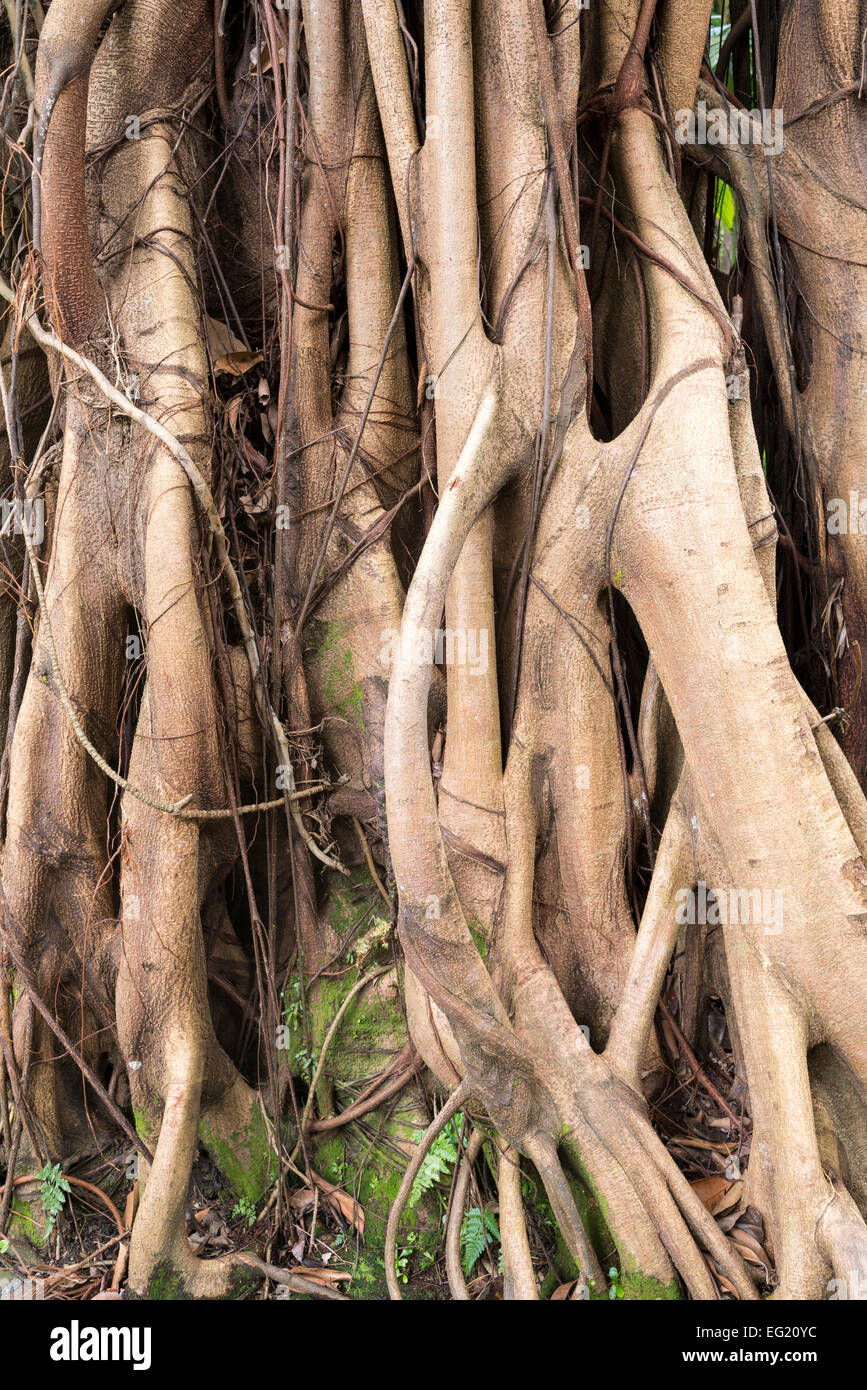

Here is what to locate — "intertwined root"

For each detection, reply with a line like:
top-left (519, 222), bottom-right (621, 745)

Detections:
top-left (1, 0), bottom-right (865, 1307)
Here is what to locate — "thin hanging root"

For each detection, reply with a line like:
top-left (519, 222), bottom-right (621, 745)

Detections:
top-left (292, 964), bottom-right (389, 1153)
top-left (308, 1046), bottom-right (423, 1133)
top-left (445, 1127), bottom-right (484, 1300)
top-left (0, 881), bottom-right (153, 1166)
top-left (498, 1141), bottom-right (538, 1300)
top-left (525, 1135), bottom-right (605, 1295)
top-left (352, 816), bottom-right (390, 904)
top-left (0, 285), bottom-right (345, 873)
top-left (0, 1172), bottom-right (125, 1234)
top-left (385, 1081), bottom-right (469, 1300)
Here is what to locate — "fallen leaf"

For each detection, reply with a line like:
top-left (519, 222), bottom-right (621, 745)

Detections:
top-left (690, 1175), bottom-right (730, 1208)
top-left (289, 1186), bottom-right (316, 1216)
top-left (310, 1169), bottom-right (366, 1235)
top-left (214, 350), bottom-right (264, 377)
top-left (205, 316), bottom-right (247, 361)
top-left (690, 1175), bottom-right (744, 1216)
top-left (296, 1266), bottom-right (351, 1287)
top-left (551, 1279), bottom-right (585, 1300)
top-left (324, 1186), bottom-right (365, 1235)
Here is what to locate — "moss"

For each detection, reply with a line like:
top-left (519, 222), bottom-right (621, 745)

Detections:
top-left (142, 1261), bottom-right (188, 1301)
top-left (302, 962), bottom-right (444, 1299)
top-left (467, 917), bottom-right (488, 958)
top-left (313, 619), bottom-right (364, 731)
top-left (620, 1268), bottom-right (681, 1301)
top-left (325, 864), bottom-right (377, 938)
top-left (6, 1192), bottom-right (49, 1247)
top-left (130, 1260), bottom-right (257, 1302)
top-left (315, 1140), bottom-right (444, 1301)
top-left (199, 1101), bottom-right (277, 1207)
top-left (133, 1105), bottom-right (154, 1143)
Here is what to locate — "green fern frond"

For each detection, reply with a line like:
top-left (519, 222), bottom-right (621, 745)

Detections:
top-left (460, 1206), bottom-right (500, 1276)
top-left (408, 1114), bottom-right (463, 1207)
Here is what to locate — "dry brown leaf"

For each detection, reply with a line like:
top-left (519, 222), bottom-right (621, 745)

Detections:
top-left (225, 395), bottom-right (242, 435)
top-left (730, 1236), bottom-right (771, 1274)
top-left (289, 1187), bottom-right (316, 1215)
top-left (690, 1175), bottom-right (744, 1216)
top-left (239, 491), bottom-right (269, 517)
top-left (123, 1182), bottom-right (139, 1228)
top-left (214, 350), bottom-right (264, 377)
top-left (205, 316), bottom-right (247, 361)
top-left (288, 1178), bottom-right (365, 1235)
top-left (551, 1279), bottom-right (584, 1300)
top-left (730, 1228), bottom-right (771, 1264)
top-left (711, 1180), bottom-right (744, 1216)
top-left (324, 1186), bottom-right (365, 1235)
top-left (296, 1266), bottom-right (351, 1286)
top-left (690, 1175), bottom-right (730, 1208)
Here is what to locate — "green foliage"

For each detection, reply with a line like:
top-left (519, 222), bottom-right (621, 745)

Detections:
top-left (460, 1206), bottom-right (500, 1277)
top-left (608, 1265), bottom-right (625, 1300)
top-left (395, 1230), bottom-right (436, 1284)
top-left (38, 1162), bottom-right (70, 1238)
top-left (0, 1236), bottom-right (8, 1255)
top-left (408, 1114), bottom-right (463, 1207)
top-left (295, 1044), bottom-right (317, 1083)
top-left (282, 976), bottom-right (303, 1031)
top-left (232, 1196), bottom-right (257, 1227)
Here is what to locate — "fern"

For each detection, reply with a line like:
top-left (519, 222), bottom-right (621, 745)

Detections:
top-left (408, 1114), bottom-right (462, 1207)
top-left (460, 1206), bottom-right (500, 1276)
top-left (37, 1162), bottom-right (70, 1239)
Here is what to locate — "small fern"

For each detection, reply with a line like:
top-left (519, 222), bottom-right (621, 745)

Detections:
top-left (38, 1162), bottom-right (70, 1239)
top-left (460, 1206), bottom-right (500, 1276)
top-left (409, 1114), bottom-right (462, 1207)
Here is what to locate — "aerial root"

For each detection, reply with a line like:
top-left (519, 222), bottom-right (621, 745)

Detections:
top-left (498, 1141), bottom-right (538, 1300)
top-left (445, 1128), bottom-right (485, 1300)
top-left (580, 1093), bottom-right (758, 1299)
top-left (385, 1081), bottom-right (470, 1300)
top-left (525, 1134), bottom-right (605, 1294)
top-left (235, 1252), bottom-right (349, 1301)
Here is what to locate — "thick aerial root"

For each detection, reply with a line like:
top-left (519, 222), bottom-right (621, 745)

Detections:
top-left (128, 1061), bottom-right (271, 1299)
top-left (604, 798), bottom-right (691, 1090)
top-left (128, 1066), bottom-right (229, 1299)
top-left (525, 1135), bottom-right (605, 1295)
top-left (498, 1142), bottom-right (538, 1300)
